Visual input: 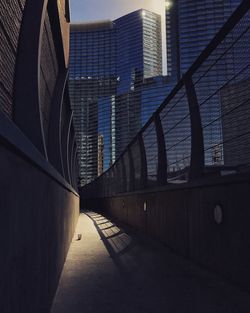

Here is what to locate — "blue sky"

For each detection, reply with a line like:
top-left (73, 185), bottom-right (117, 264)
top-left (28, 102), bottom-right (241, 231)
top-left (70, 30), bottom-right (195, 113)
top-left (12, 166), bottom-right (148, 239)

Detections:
top-left (70, 0), bottom-right (165, 22)
top-left (70, 0), bottom-right (166, 73)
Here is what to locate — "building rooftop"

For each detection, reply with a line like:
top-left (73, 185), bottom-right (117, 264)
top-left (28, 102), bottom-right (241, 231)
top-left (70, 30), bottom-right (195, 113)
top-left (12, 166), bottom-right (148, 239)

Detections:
top-left (70, 20), bottom-right (114, 32)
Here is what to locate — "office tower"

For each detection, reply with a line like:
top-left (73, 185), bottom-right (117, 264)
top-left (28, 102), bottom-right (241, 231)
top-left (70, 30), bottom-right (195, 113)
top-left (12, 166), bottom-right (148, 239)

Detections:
top-left (97, 134), bottom-right (104, 175)
top-left (165, 0), bottom-right (243, 169)
top-left (166, 0), bottom-right (241, 78)
top-left (165, 0), bottom-right (180, 81)
top-left (114, 9), bottom-right (162, 156)
top-left (70, 9), bottom-right (163, 184)
top-left (221, 78), bottom-right (250, 166)
top-left (69, 22), bottom-right (117, 185)
top-left (141, 76), bottom-right (172, 125)
top-left (116, 9), bottom-right (162, 91)
top-left (178, 0), bottom-right (241, 74)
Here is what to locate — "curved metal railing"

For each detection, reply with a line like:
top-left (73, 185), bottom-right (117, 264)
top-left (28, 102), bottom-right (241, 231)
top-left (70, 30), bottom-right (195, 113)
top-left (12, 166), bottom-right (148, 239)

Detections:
top-left (82, 0), bottom-right (250, 198)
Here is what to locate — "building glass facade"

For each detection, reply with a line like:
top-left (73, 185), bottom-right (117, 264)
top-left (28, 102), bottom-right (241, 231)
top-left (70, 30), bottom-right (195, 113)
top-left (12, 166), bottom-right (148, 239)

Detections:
top-left (69, 22), bottom-right (117, 184)
top-left (165, 0), bottom-right (243, 167)
top-left (114, 10), bottom-right (163, 157)
top-left (165, 0), bottom-right (180, 81)
top-left (178, 0), bottom-right (241, 74)
top-left (141, 76), bottom-right (172, 125)
top-left (70, 10), bottom-right (164, 185)
top-left (165, 0), bottom-right (241, 78)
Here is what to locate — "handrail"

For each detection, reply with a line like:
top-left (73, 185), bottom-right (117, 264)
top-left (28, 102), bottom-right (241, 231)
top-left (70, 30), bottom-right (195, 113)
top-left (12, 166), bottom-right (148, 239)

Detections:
top-left (81, 0), bottom-right (250, 198)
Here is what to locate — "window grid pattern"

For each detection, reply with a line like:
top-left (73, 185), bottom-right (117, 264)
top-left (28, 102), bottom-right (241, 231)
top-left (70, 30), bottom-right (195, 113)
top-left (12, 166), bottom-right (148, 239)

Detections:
top-left (81, 4), bottom-right (250, 197)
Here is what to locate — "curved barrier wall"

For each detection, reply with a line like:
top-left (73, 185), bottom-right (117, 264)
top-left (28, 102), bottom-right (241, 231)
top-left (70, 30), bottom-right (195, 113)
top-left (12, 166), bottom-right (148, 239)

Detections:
top-left (81, 1), bottom-right (250, 289)
top-left (0, 1), bottom-right (79, 312)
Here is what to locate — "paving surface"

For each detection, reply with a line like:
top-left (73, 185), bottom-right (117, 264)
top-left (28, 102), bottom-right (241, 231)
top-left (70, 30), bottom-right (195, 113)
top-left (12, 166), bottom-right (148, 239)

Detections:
top-left (51, 211), bottom-right (250, 313)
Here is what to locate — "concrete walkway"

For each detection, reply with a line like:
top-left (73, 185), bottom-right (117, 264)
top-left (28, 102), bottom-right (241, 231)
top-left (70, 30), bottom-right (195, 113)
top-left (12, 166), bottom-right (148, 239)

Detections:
top-left (51, 212), bottom-right (250, 313)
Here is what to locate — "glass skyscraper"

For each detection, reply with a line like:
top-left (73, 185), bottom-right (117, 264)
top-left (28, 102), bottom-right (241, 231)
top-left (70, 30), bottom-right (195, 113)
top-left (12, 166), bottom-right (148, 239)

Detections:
top-left (141, 75), bottom-right (172, 125)
top-left (69, 22), bottom-right (117, 184)
top-left (70, 9), bottom-right (164, 185)
top-left (114, 10), bottom-right (162, 157)
top-left (165, 0), bottom-right (180, 81)
top-left (164, 0), bottom-right (243, 168)
top-left (178, 0), bottom-right (241, 73)
top-left (165, 0), bottom-right (241, 78)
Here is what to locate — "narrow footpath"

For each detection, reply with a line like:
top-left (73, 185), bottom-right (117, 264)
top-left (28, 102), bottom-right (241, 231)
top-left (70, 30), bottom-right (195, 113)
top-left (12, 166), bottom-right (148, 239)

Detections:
top-left (51, 212), bottom-right (250, 313)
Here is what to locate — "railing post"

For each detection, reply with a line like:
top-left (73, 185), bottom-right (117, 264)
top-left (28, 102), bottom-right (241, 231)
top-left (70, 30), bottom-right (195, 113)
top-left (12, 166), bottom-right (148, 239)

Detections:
top-left (138, 133), bottom-right (148, 189)
top-left (128, 146), bottom-right (135, 191)
top-left (120, 156), bottom-right (127, 192)
top-left (47, 69), bottom-right (68, 175)
top-left (184, 75), bottom-right (204, 180)
top-left (61, 109), bottom-right (73, 182)
top-left (112, 165), bottom-right (118, 195)
top-left (154, 114), bottom-right (168, 185)
top-left (14, 0), bottom-right (49, 158)
top-left (115, 162), bottom-right (122, 194)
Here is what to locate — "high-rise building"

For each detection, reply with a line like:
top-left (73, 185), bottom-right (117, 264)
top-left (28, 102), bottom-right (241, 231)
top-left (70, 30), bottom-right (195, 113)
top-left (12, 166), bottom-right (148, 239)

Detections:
top-left (165, 0), bottom-right (180, 81)
top-left (70, 9), bottom-right (164, 185)
top-left (141, 75), bottom-right (172, 125)
top-left (165, 0), bottom-right (241, 79)
top-left (221, 78), bottom-right (250, 166)
top-left (114, 10), bottom-right (163, 157)
top-left (115, 9), bottom-right (162, 93)
top-left (69, 21), bottom-right (117, 184)
top-left (165, 0), bottom-right (243, 168)
top-left (178, 0), bottom-right (241, 74)
top-left (97, 134), bottom-right (104, 176)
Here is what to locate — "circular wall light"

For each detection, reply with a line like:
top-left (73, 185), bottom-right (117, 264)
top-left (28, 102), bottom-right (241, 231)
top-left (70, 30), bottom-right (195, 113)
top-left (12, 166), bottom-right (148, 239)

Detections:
top-left (214, 204), bottom-right (223, 225)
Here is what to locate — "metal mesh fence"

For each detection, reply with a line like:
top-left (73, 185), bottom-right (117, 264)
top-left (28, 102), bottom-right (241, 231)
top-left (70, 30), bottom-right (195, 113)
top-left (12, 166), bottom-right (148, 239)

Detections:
top-left (193, 9), bottom-right (250, 170)
top-left (0, 1), bottom-right (78, 190)
top-left (143, 122), bottom-right (158, 186)
top-left (0, 0), bottom-right (26, 118)
top-left (160, 87), bottom-right (191, 183)
top-left (130, 139), bottom-right (142, 189)
top-left (81, 2), bottom-right (250, 197)
top-left (40, 10), bottom-right (59, 146)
